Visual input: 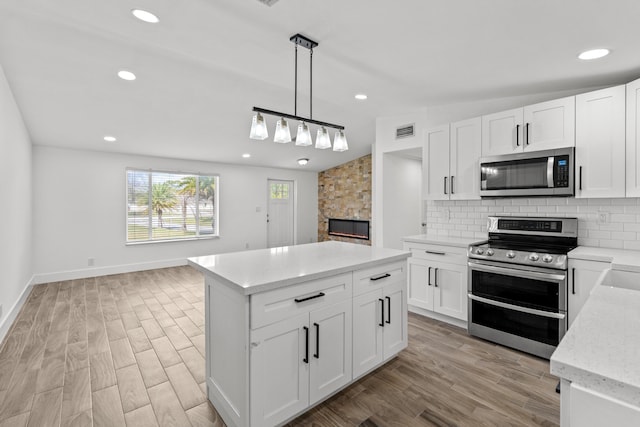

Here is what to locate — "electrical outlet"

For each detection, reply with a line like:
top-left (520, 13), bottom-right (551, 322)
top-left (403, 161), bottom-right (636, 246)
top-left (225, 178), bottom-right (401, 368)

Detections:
top-left (88, 257), bottom-right (95, 266)
top-left (597, 212), bottom-right (610, 225)
top-left (245, 243), bottom-right (250, 249)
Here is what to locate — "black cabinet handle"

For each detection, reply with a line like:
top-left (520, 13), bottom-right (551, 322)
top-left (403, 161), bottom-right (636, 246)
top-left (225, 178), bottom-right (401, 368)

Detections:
top-left (579, 166), bottom-right (583, 191)
top-left (572, 268), bottom-right (576, 295)
top-left (516, 124), bottom-right (520, 146)
top-left (295, 292), bottom-right (325, 303)
top-left (434, 268), bottom-right (439, 287)
top-left (425, 250), bottom-right (445, 256)
top-left (303, 326), bottom-right (309, 363)
top-left (444, 176), bottom-right (448, 195)
top-left (525, 123), bottom-right (530, 145)
top-left (313, 323), bottom-right (319, 359)
top-left (379, 298), bottom-right (385, 327)
top-left (428, 266), bottom-right (432, 286)
top-left (450, 176), bottom-right (454, 194)
top-left (385, 296), bottom-right (391, 324)
top-left (370, 273), bottom-right (390, 281)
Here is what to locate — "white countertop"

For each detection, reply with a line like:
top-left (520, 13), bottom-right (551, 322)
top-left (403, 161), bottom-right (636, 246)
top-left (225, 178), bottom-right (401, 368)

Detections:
top-left (569, 246), bottom-right (640, 273)
top-left (188, 241), bottom-right (410, 295)
top-left (402, 233), bottom-right (486, 248)
top-left (551, 284), bottom-right (640, 407)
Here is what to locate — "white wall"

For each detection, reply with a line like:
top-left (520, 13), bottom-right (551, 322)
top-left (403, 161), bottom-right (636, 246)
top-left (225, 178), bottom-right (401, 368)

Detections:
top-left (32, 146), bottom-right (318, 282)
top-left (382, 154), bottom-right (422, 249)
top-left (0, 64), bottom-right (33, 340)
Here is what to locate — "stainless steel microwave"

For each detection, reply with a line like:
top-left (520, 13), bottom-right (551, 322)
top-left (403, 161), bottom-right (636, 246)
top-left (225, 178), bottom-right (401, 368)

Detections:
top-left (479, 147), bottom-right (574, 197)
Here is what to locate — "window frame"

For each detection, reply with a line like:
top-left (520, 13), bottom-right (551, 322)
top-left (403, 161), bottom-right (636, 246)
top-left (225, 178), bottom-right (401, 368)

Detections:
top-left (125, 167), bottom-right (220, 245)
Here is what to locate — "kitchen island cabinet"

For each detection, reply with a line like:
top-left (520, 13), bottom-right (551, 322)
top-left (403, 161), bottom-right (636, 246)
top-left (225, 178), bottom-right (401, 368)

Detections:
top-left (188, 241), bottom-right (410, 427)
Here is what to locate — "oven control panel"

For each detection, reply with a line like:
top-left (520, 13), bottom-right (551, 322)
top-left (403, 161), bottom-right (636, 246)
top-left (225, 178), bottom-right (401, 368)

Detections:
top-left (468, 245), bottom-right (568, 270)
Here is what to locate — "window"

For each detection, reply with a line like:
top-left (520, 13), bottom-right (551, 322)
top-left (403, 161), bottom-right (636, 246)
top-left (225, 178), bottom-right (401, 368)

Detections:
top-left (270, 182), bottom-right (289, 199)
top-left (126, 169), bottom-right (219, 243)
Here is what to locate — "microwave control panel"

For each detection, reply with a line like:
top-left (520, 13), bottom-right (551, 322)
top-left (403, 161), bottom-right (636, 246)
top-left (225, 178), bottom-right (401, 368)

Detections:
top-left (554, 156), bottom-right (570, 187)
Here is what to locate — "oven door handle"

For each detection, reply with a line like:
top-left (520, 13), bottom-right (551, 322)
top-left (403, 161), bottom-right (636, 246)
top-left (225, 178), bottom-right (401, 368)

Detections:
top-left (468, 293), bottom-right (566, 319)
top-left (468, 262), bottom-right (566, 282)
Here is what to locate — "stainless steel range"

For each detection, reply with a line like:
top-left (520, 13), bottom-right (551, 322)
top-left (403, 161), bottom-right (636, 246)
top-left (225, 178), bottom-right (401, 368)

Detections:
top-left (467, 216), bottom-right (578, 359)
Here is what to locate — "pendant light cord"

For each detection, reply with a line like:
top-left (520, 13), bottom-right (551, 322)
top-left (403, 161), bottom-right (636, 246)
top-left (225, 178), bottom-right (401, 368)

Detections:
top-left (294, 44), bottom-right (298, 116)
top-left (310, 48), bottom-right (313, 120)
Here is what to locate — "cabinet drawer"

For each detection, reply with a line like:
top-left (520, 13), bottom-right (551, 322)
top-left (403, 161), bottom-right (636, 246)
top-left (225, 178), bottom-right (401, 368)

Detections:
top-left (353, 261), bottom-right (406, 296)
top-left (251, 273), bottom-right (352, 329)
top-left (404, 242), bottom-right (468, 263)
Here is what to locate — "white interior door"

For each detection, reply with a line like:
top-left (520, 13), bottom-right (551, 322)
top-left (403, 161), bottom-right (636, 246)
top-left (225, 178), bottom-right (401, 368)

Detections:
top-left (267, 179), bottom-right (295, 248)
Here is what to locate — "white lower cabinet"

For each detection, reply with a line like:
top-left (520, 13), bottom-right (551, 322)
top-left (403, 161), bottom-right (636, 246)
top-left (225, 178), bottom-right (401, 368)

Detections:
top-left (352, 280), bottom-right (406, 378)
top-left (568, 259), bottom-right (609, 326)
top-left (562, 380), bottom-right (640, 427)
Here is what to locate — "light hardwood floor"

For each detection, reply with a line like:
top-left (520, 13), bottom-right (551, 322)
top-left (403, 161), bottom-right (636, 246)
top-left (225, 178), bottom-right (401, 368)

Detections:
top-left (0, 266), bottom-right (559, 427)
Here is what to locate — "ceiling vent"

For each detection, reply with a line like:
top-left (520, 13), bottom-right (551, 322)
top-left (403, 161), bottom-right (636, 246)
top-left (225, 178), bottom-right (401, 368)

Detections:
top-left (256, 0), bottom-right (280, 6)
top-left (396, 124), bottom-right (415, 139)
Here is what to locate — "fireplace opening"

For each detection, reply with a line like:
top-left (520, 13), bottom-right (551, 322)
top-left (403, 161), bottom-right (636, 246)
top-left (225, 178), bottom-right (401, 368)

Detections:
top-left (328, 218), bottom-right (370, 240)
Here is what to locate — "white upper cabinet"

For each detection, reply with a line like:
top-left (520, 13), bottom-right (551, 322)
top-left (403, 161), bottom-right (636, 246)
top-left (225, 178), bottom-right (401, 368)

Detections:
top-left (481, 107), bottom-right (523, 156)
top-left (423, 124), bottom-right (450, 200)
top-left (627, 77), bottom-right (640, 197)
top-left (575, 86), bottom-right (626, 198)
top-left (424, 119), bottom-right (481, 201)
top-left (482, 97), bottom-right (575, 156)
top-left (450, 117), bottom-right (482, 200)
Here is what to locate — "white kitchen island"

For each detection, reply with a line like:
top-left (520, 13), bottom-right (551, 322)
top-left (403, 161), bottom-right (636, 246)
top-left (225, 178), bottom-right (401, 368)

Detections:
top-left (188, 241), bottom-right (410, 427)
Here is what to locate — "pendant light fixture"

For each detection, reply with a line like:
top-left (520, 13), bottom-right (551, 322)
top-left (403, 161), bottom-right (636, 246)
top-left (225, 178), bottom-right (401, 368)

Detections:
top-left (250, 33), bottom-right (347, 151)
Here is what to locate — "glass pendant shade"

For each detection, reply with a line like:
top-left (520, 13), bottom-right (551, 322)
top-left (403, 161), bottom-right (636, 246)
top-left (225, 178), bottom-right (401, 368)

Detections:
top-left (295, 122), bottom-right (312, 146)
top-left (333, 130), bottom-right (349, 152)
top-left (274, 118), bottom-right (292, 143)
top-left (315, 127), bottom-right (332, 149)
top-left (249, 112), bottom-right (268, 140)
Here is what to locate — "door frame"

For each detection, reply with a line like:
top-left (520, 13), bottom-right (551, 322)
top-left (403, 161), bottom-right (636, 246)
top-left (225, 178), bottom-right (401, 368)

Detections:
top-left (266, 178), bottom-right (297, 248)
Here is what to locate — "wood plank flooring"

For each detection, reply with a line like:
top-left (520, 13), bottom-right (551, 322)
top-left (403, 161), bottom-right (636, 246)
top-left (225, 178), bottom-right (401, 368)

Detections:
top-left (0, 266), bottom-right (559, 426)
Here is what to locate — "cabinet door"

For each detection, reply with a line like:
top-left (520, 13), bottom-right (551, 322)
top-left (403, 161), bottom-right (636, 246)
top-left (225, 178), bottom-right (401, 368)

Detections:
top-left (569, 382), bottom-right (640, 427)
top-left (481, 108), bottom-right (523, 156)
top-left (568, 259), bottom-right (609, 326)
top-left (523, 96), bottom-right (575, 151)
top-left (352, 289), bottom-right (383, 378)
top-left (309, 300), bottom-right (352, 405)
top-left (627, 78), bottom-right (640, 197)
top-left (450, 117), bottom-right (481, 200)
top-left (250, 313), bottom-right (309, 427)
top-left (407, 258), bottom-right (433, 310)
top-left (423, 124), bottom-right (450, 200)
top-left (576, 86), bottom-right (626, 198)
top-left (431, 261), bottom-right (468, 321)
top-left (382, 280), bottom-right (408, 360)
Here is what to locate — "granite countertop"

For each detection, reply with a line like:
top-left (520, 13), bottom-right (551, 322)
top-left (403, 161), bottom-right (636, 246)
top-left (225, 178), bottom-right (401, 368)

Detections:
top-left (188, 241), bottom-right (410, 295)
top-left (551, 284), bottom-right (640, 407)
top-left (402, 233), bottom-right (487, 248)
top-left (569, 246), bottom-right (640, 273)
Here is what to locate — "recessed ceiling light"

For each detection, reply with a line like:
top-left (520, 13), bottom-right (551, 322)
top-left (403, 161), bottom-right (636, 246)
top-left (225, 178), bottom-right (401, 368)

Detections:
top-left (131, 9), bottom-right (159, 23)
top-left (297, 158), bottom-right (309, 166)
top-left (103, 136), bottom-right (117, 142)
top-left (355, 94), bottom-right (368, 100)
top-left (242, 153), bottom-right (251, 158)
top-left (117, 70), bottom-right (136, 81)
top-left (578, 48), bottom-right (610, 60)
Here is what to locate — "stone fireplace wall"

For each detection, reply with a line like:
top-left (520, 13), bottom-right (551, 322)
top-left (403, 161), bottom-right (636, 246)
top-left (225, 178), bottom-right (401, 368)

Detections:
top-left (318, 154), bottom-right (372, 245)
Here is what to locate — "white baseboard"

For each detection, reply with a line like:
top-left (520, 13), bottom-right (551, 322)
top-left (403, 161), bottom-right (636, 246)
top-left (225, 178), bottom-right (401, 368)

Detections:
top-left (0, 275), bottom-right (35, 347)
top-left (32, 258), bottom-right (188, 284)
top-left (408, 305), bottom-right (468, 330)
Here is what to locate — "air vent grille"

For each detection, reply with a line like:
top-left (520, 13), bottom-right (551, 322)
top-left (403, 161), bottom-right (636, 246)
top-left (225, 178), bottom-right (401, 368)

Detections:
top-left (256, 0), bottom-right (280, 6)
top-left (396, 124), bottom-right (415, 139)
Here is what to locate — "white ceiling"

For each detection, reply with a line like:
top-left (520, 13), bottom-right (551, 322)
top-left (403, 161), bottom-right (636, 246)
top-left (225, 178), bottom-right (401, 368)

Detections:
top-left (1, 0), bottom-right (639, 171)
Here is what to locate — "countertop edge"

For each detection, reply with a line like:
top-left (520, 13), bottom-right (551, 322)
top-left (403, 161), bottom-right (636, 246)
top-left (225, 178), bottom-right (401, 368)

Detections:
top-left (188, 252), bottom-right (411, 296)
top-left (402, 234), bottom-right (486, 248)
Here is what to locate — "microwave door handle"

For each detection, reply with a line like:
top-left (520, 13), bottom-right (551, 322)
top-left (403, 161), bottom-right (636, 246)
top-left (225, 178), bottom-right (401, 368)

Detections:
top-left (547, 157), bottom-right (555, 188)
top-left (468, 294), bottom-right (566, 319)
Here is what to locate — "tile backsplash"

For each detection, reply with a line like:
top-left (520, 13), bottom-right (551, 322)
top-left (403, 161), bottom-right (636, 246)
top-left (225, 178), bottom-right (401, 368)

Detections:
top-left (425, 198), bottom-right (640, 250)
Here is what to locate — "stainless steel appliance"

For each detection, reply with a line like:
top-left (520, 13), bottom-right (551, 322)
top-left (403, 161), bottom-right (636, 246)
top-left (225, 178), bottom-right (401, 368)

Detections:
top-left (480, 147), bottom-right (574, 198)
top-left (468, 216), bottom-right (578, 359)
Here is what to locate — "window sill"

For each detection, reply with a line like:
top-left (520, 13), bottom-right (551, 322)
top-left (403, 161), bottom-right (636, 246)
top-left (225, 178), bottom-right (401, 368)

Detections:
top-left (126, 235), bottom-right (220, 246)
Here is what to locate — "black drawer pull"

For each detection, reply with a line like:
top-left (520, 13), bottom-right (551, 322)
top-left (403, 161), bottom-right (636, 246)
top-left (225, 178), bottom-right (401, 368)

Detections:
top-left (428, 267), bottom-right (432, 286)
top-left (385, 296), bottom-right (391, 324)
top-left (313, 323), bottom-right (320, 359)
top-left (425, 250), bottom-right (445, 256)
top-left (370, 273), bottom-right (391, 281)
top-left (295, 292), bottom-right (325, 303)
top-left (379, 298), bottom-right (385, 327)
top-left (516, 124), bottom-right (520, 146)
top-left (303, 326), bottom-right (309, 364)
